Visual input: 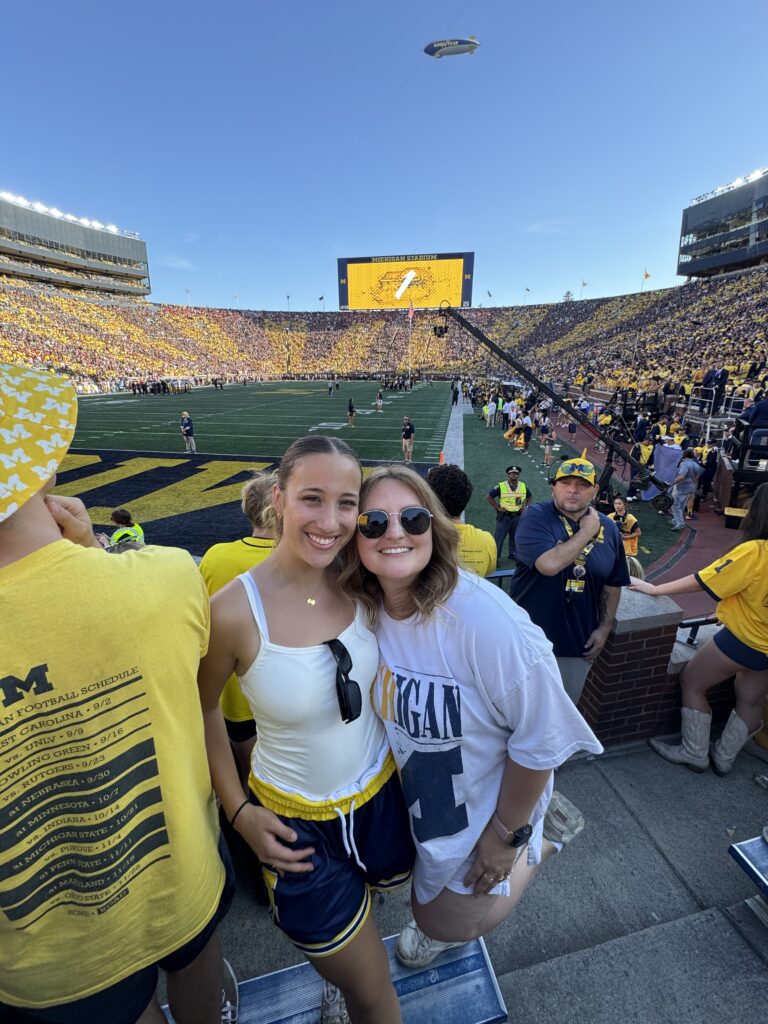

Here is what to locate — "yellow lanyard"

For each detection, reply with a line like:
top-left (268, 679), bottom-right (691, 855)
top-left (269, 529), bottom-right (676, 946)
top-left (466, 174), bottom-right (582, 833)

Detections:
top-left (559, 515), bottom-right (596, 578)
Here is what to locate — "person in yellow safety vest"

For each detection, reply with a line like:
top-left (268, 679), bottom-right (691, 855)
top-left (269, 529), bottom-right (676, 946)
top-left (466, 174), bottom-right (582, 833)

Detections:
top-left (607, 496), bottom-right (641, 557)
top-left (486, 464), bottom-right (532, 562)
top-left (109, 507), bottom-right (145, 546)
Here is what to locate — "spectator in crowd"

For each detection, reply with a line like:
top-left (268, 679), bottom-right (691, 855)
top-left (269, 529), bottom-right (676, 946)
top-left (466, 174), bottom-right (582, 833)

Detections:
top-left (197, 436), bottom-right (414, 1024)
top-left (543, 434), bottom-right (554, 468)
top-left (607, 496), bottom-right (641, 557)
top-left (697, 443), bottom-right (719, 501)
top-left (669, 449), bottom-right (704, 531)
top-left (181, 410), bottom-right (196, 453)
top-left (630, 483), bottom-right (768, 774)
top-left (487, 465), bottom-right (532, 563)
top-left (741, 396), bottom-right (768, 427)
top-left (109, 507), bottom-right (144, 547)
top-left (342, 465), bottom-right (602, 970)
top-left (703, 361), bottom-right (729, 413)
top-left (401, 415), bottom-right (415, 462)
top-left (0, 363), bottom-right (237, 1024)
top-left (633, 412), bottom-right (649, 443)
top-left (626, 437), bottom-right (654, 502)
top-left (510, 457), bottom-right (629, 704)
top-left (427, 463), bottom-right (497, 576)
top-left (199, 472), bottom-right (275, 784)
top-left (649, 416), bottom-right (669, 444)
top-left (485, 398), bottom-right (496, 429)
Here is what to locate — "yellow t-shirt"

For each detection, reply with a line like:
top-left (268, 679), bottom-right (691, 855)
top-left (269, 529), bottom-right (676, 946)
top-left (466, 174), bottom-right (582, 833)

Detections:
top-left (0, 542), bottom-right (223, 1008)
top-left (695, 540), bottom-right (768, 653)
top-left (607, 511), bottom-right (640, 557)
top-left (454, 522), bottom-right (497, 576)
top-left (199, 536), bottom-right (274, 722)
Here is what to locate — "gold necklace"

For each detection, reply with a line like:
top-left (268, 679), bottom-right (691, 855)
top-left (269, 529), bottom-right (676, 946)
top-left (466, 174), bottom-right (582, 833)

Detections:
top-left (274, 558), bottom-right (319, 607)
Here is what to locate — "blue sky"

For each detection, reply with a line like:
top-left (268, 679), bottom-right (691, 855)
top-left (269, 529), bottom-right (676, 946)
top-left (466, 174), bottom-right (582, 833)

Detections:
top-left (4, 1), bottom-right (767, 311)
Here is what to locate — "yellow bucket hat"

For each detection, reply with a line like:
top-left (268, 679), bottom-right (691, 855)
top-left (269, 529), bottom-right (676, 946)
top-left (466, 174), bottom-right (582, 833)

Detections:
top-left (0, 362), bottom-right (78, 523)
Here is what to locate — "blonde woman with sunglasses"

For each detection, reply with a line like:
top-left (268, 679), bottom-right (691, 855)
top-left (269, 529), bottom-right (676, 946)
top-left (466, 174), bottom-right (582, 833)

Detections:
top-left (198, 437), bottom-right (413, 1024)
top-left (340, 465), bottom-right (602, 970)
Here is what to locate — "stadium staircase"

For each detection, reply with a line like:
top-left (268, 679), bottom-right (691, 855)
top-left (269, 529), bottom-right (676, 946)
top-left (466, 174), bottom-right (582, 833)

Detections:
top-left (157, 744), bottom-right (768, 1024)
top-left (164, 938), bottom-right (506, 1023)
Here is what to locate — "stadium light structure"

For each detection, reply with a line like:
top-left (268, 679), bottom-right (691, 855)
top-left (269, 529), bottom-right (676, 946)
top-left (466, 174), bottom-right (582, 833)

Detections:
top-left (440, 304), bottom-right (673, 509)
top-left (690, 166), bottom-right (768, 205)
top-left (0, 190), bottom-right (141, 238)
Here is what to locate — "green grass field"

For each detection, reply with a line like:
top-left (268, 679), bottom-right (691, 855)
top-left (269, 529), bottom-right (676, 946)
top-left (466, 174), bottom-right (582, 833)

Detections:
top-left (74, 380), bottom-right (452, 463)
top-left (68, 380), bottom-right (673, 567)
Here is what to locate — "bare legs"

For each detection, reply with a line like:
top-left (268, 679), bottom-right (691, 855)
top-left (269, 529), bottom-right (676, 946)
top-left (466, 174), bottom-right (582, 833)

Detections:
top-left (679, 639), bottom-right (768, 731)
top-left (309, 914), bottom-right (402, 1024)
top-left (411, 859), bottom-right (539, 944)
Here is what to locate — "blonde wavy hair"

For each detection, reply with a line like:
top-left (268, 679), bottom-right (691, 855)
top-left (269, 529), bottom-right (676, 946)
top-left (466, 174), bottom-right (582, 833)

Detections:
top-left (338, 464), bottom-right (459, 625)
top-left (241, 470), bottom-right (276, 531)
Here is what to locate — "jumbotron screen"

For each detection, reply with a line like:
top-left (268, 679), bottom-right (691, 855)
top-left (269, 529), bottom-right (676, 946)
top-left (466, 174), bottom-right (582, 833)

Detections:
top-left (337, 252), bottom-right (474, 311)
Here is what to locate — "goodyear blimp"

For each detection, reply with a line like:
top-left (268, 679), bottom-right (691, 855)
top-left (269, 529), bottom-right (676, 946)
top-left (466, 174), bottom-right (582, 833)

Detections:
top-left (424, 36), bottom-right (480, 58)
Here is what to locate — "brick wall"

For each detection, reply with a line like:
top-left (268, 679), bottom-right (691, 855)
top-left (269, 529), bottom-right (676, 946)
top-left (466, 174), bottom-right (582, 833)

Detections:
top-left (577, 617), bottom-right (735, 745)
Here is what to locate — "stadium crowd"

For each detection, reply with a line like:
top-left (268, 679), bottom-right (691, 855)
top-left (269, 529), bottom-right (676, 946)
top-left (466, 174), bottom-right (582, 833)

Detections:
top-left (2, 266), bottom-right (768, 399)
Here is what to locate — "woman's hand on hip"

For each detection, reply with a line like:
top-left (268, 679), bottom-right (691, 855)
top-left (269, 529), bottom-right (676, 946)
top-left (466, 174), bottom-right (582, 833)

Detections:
top-left (234, 804), bottom-right (315, 877)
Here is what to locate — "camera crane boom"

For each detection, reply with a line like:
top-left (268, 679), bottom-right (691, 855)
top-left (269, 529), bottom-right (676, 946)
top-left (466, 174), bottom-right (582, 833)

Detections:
top-left (441, 305), bottom-right (672, 508)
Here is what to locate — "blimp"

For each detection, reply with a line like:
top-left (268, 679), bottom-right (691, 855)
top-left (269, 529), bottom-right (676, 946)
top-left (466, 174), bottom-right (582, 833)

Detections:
top-left (424, 36), bottom-right (479, 58)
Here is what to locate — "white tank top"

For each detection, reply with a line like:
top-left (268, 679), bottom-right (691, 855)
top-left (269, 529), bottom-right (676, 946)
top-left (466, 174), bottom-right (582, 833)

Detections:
top-left (237, 572), bottom-right (389, 803)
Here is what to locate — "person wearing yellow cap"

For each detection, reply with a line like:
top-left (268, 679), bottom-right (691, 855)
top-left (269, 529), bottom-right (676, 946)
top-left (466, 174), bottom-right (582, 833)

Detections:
top-left (0, 363), bottom-right (237, 1022)
top-left (509, 455), bottom-right (629, 704)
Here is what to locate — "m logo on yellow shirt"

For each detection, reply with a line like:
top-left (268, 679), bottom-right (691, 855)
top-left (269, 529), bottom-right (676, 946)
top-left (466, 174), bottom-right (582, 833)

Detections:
top-left (0, 663), bottom-right (54, 709)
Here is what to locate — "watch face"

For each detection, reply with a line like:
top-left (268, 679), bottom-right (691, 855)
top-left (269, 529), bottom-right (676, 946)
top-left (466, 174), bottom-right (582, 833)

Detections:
top-left (511, 823), bottom-right (533, 847)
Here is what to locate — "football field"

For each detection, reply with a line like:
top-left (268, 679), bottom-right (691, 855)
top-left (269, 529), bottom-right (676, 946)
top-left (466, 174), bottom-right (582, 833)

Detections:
top-left (62, 381), bottom-right (452, 554)
top-left (74, 380), bottom-right (452, 463)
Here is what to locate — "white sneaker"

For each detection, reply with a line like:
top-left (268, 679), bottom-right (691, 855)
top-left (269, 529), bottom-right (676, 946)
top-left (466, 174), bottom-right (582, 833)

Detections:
top-left (395, 918), bottom-right (468, 969)
top-left (221, 959), bottom-right (238, 1023)
top-left (320, 980), bottom-right (350, 1023)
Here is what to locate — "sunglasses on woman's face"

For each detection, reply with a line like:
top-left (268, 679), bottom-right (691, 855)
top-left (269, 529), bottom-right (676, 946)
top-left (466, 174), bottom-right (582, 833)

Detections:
top-left (324, 638), bottom-right (362, 724)
top-left (356, 506), bottom-right (433, 540)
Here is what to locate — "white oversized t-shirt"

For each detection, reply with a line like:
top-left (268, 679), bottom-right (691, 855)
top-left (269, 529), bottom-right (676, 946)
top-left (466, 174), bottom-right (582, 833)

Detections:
top-left (372, 570), bottom-right (603, 903)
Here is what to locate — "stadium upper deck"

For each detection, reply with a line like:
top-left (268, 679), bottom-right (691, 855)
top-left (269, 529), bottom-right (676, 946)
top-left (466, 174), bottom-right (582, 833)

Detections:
top-left (1, 264), bottom-right (767, 398)
top-left (0, 192), bottom-right (150, 297)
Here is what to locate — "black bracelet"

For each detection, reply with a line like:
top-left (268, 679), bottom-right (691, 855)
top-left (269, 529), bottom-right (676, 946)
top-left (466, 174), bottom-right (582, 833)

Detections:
top-left (229, 798), bottom-right (250, 827)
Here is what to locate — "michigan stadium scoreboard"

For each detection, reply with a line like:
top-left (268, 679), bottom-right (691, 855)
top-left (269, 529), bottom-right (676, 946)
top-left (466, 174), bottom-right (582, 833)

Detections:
top-left (337, 252), bottom-right (474, 311)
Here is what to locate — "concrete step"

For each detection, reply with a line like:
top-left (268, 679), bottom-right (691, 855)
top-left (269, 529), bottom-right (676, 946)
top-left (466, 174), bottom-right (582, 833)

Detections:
top-left (494, 908), bottom-right (768, 1024)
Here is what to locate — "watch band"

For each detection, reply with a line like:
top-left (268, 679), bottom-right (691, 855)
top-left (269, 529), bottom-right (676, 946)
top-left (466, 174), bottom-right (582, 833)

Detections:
top-left (491, 812), bottom-right (532, 847)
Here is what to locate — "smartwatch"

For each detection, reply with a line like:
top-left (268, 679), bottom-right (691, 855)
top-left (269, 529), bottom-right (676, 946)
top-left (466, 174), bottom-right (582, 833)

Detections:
top-left (491, 813), bottom-right (533, 847)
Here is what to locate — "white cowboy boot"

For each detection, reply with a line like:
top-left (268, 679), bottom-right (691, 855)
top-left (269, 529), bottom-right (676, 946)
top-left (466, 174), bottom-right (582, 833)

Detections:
top-left (649, 708), bottom-right (711, 772)
top-left (710, 711), bottom-right (763, 776)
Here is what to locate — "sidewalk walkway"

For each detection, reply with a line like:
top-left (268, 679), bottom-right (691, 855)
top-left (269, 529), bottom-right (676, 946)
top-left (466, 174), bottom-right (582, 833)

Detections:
top-left (213, 744), bottom-right (768, 1023)
top-left (441, 396), bottom-right (468, 466)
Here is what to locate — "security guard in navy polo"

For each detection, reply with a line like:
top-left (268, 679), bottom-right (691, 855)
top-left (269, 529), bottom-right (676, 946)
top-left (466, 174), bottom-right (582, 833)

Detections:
top-left (487, 464), bottom-right (532, 562)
